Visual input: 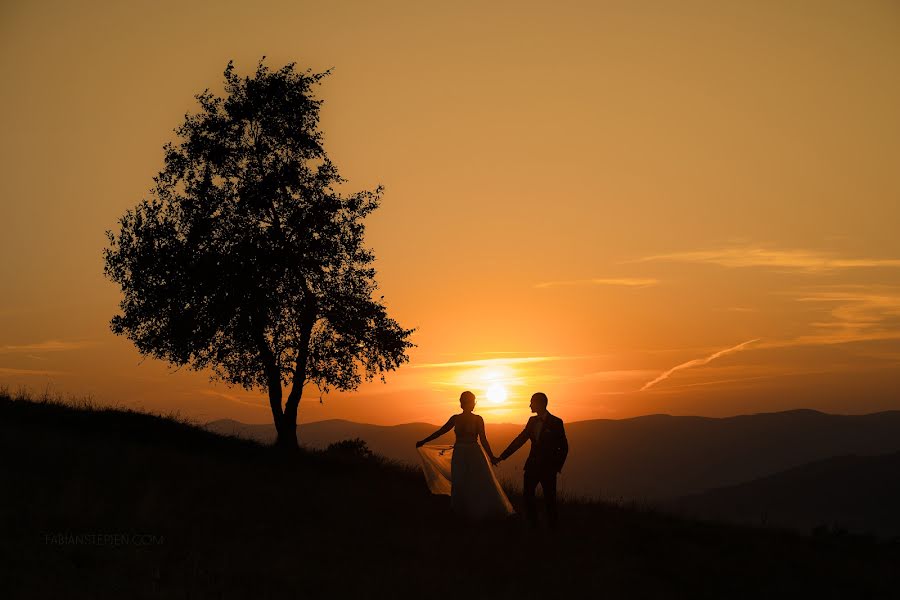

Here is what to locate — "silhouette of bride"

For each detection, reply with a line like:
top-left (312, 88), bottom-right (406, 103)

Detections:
top-left (415, 391), bottom-right (514, 519)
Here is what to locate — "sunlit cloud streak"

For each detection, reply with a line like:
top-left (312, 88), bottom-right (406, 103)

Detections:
top-left (653, 370), bottom-right (831, 391)
top-left (413, 356), bottom-right (590, 369)
top-left (0, 340), bottom-right (95, 354)
top-left (761, 288), bottom-right (900, 348)
top-left (582, 369), bottom-right (657, 381)
top-left (535, 278), bottom-right (658, 289)
top-left (640, 339), bottom-right (760, 391)
top-left (0, 367), bottom-right (66, 376)
top-left (197, 389), bottom-right (267, 409)
top-left (762, 330), bottom-right (900, 349)
top-left (635, 246), bottom-right (900, 272)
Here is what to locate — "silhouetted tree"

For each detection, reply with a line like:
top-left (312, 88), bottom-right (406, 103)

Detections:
top-left (103, 58), bottom-right (414, 450)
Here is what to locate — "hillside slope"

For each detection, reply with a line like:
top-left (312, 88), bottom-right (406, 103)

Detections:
top-left (3, 393), bottom-right (899, 599)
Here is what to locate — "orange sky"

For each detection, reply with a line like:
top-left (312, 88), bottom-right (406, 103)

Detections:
top-left (2, 0), bottom-right (900, 426)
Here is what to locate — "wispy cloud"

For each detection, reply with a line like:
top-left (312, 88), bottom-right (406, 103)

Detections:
top-left (0, 340), bottom-right (95, 354)
top-left (640, 339), bottom-right (760, 391)
top-left (197, 389), bottom-right (267, 409)
top-left (583, 369), bottom-right (657, 382)
top-left (762, 287), bottom-right (900, 348)
top-left (0, 367), bottom-right (66, 376)
top-left (535, 278), bottom-right (658, 289)
top-left (413, 356), bottom-right (582, 369)
top-left (635, 246), bottom-right (900, 273)
top-left (651, 369), bottom-right (829, 391)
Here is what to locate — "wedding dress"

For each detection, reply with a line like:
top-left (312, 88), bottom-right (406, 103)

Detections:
top-left (417, 417), bottom-right (514, 519)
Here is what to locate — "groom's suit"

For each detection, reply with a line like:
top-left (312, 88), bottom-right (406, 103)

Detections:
top-left (498, 412), bottom-right (568, 527)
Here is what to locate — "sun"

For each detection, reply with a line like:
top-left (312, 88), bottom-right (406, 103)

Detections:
top-left (486, 382), bottom-right (508, 404)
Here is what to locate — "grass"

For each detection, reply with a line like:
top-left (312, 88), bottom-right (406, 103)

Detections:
top-left (1, 386), bottom-right (898, 599)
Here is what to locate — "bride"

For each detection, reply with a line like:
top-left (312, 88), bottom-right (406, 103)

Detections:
top-left (415, 391), bottom-right (514, 519)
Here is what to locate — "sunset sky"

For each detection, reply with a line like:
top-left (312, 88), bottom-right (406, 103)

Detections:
top-left (2, 0), bottom-right (899, 427)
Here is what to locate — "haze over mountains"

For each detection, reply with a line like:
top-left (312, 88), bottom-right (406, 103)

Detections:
top-left (206, 409), bottom-right (900, 512)
top-left (673, 450), bottom-right (900, 536)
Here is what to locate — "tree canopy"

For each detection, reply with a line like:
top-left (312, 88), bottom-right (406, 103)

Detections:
top-left (103, 58), bottom-right (414, 448)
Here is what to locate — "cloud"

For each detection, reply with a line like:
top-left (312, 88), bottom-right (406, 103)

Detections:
top-left (0, 367), bottom-right (66, 376)
top-left (640, 339), bottom-right (759, 391)
top-left (413, 356), bottom-right (580, 369)
top-left (197, 389), bottom-right (268, 409)
top-left (635, 246), bottom-right (900, 273)
top-left (535, 278), bottom-right (658, 289)
top-left (777, 331), bottom-right (900, 347)
top-left (582, 369), bottom-right (657, 382)
top-left (761, 287), bottom-right (900, 349)
top-left (0, 340), bottom-right (95, 354)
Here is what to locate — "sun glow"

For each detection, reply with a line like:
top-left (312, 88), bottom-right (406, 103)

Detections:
top-left (437, 362), bottom-right (530, 413)
top-left (486, 382), bottom-right (508, 404)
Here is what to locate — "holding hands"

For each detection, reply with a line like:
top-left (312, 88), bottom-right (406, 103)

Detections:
top-left (490, 455), bottom-right (502, 467)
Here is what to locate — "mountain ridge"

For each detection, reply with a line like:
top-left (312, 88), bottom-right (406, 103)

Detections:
top-left (672, 449), bottom-right (900, 536)
top-left (205, 407), bottom-right (900, 429)
top-left (205, 408), bottom-right (900, 504)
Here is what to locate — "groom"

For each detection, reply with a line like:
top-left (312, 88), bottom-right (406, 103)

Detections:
top-left (493, 392), bottom-right (568, 528)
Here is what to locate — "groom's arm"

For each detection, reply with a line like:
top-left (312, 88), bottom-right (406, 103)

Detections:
top-left (498, 422), bottom-right (530, 460)
top-left (556, 419), bottom-right (569, 472)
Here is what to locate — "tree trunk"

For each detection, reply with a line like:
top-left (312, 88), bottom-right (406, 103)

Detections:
top-left (268, 379), bottom-right (299, 452)
top-left (278, 401), bottom-right (300, 451)
top-left (280, 358), bottom-right (307, 453)
top-left (249, 308), bottom-right (298, 453)
top-left (277, 310), bottom-right (315, 453)
top-left (274, 411), bottom-right (299, 451)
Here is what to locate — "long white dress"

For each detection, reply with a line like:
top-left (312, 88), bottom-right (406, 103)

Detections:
top-left (417, 417), bottom-right (514, 519)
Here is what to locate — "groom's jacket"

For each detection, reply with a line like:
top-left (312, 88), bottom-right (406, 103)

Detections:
top-left (499, 412), bottom-right (568, 474)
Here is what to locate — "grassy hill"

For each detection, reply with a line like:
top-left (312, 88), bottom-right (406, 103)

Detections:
top-left (2, 390), bottom-right (899, 599)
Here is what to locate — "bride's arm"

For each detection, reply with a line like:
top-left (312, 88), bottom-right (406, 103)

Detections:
top-left (416, 416), bottom-right (456, 447)
top-left (477, 416), bottom-right (495, 459)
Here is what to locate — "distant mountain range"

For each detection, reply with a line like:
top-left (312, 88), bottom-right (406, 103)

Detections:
top-left (671, 450), bottom-right (900, 536)
top-left (206, 409), bottom-right (900, 510)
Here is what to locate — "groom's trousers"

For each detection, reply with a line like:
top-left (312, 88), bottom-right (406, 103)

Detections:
top-left (523, 469), bottom-right (558, 527)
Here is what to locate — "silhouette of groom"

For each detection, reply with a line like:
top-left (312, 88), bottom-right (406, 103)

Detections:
top-left (494, 392), bottom-right (568, 528)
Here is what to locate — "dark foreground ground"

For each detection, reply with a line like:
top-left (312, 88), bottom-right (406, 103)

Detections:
top-left (1, 390), bottom-right (898, 599)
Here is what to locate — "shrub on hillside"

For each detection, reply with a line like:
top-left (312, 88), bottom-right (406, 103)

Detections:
top-left (325, 438), bottom-right (374, 461)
